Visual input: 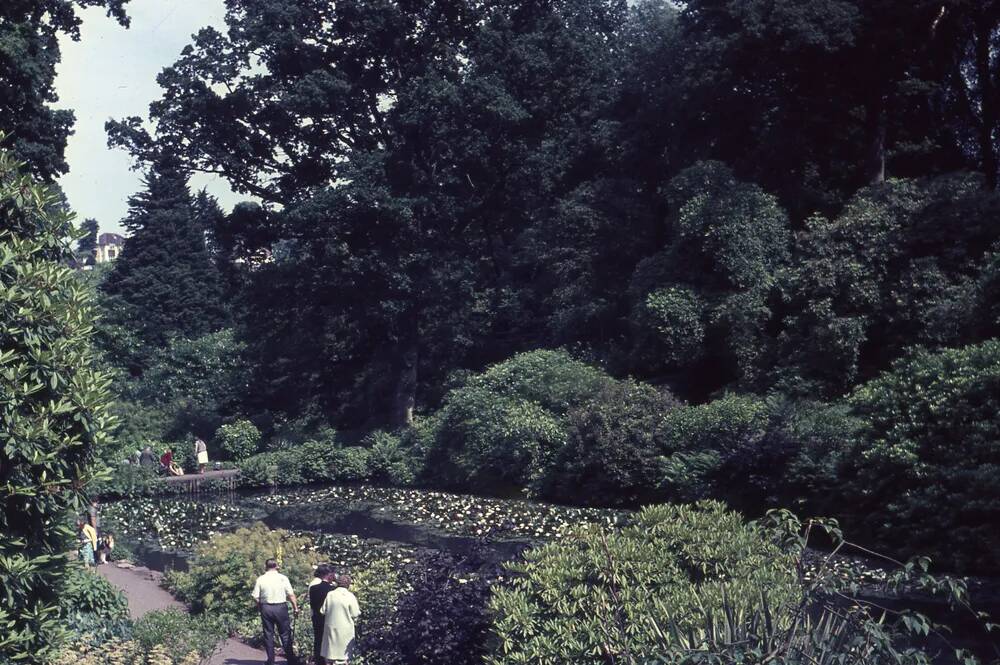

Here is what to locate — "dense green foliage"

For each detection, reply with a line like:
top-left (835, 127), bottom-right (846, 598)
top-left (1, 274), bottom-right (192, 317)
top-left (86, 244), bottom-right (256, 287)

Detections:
top-left (489, 502), bottom-right (798, 663)
top-left (164, 524), bottom-right (317, 625)
top-left (544, 379), bottom-right (680, 507)
top-left (59, 567), bottom-right (130, 645)
top-left (76, 219), bottom-right (98, 267)
top-left (848, 341), bottom-right (1000, 572)
top-left (130, 609), bottom-right (225, 663)
top-left (68, 0), bottom-right (1000, 576)
top-left (422, 350), bottom-right (615, 490)
top-left (101, 159), bottom-right (227, 358)
top-left (381, 552), bottom-right (494, 665)
top-left (0, 141), bottom-right (116, 664)
top-left (489, 504), bottom-right (980, 664)
top-left (215, 419), bottom-right (260, 462)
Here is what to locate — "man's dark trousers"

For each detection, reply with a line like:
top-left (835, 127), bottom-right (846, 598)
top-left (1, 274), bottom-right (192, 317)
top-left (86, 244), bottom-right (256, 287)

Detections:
top-left (312, 615), bottom-right (325, 665)
top-left (261, 602), bottom-right (296, 665)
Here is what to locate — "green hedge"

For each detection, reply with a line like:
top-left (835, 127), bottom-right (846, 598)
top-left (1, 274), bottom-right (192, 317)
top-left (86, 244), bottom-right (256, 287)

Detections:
top-left (239, 433), bottom-right (417, 488)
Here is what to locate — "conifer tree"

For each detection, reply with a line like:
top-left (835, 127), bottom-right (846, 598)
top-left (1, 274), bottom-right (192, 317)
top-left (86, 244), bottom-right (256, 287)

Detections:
top-left (101, 157), bottom-right (227, 354)
top-left (76, 217), bottom-right (99, 265)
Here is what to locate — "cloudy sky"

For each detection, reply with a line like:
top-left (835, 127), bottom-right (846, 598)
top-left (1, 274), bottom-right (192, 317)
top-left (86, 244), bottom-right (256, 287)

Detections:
top-left (55, 0), bottom-right (242, 234)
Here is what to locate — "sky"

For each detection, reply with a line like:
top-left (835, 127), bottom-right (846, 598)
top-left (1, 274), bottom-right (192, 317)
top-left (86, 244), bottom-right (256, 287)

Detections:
top-left (54, 0), bottom-right (242, 235)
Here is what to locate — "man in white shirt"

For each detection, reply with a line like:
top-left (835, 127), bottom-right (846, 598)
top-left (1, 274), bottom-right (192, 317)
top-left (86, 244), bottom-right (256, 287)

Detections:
top-left (252, 558), bottom-right (300, 665)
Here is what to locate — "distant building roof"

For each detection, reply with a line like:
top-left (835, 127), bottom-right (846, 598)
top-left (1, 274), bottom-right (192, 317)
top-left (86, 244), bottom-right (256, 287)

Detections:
top-left (98, 233), bottom-right (125, 247)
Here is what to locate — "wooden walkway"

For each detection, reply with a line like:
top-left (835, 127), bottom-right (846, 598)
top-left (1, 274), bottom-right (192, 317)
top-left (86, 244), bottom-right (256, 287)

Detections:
top-left (158, 469), bottom-right (241, 492)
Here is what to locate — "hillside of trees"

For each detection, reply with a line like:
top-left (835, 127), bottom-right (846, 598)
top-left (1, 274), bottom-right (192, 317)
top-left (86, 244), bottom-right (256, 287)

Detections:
top-left (62, 0), bottom-right (1000, 574)
top-left (4, 1), bottom-right (1000, 663)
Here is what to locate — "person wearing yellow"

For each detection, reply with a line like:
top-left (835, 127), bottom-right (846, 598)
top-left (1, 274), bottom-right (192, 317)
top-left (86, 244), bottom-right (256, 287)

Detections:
top-left (77, 518), bottom-right (97, 568)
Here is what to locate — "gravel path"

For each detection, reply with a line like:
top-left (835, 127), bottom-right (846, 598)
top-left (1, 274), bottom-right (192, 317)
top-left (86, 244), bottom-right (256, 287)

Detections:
top-left (98, 564), bottom-right (293, 665)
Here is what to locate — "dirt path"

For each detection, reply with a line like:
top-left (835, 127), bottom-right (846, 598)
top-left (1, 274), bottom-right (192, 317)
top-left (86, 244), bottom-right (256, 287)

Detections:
top-left (98, 564), bottom-right (291, 665)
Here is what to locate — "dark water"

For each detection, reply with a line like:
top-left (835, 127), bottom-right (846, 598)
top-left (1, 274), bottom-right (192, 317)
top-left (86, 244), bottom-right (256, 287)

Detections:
top-left (133, 542), bottom-right (190, 572)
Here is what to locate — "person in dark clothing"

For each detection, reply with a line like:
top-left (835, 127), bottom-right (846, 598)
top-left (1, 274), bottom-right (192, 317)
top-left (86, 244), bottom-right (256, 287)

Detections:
top-left (309, 564), bottom-right (336, 665)
top-left (138, 446), bottom-right (158, 470)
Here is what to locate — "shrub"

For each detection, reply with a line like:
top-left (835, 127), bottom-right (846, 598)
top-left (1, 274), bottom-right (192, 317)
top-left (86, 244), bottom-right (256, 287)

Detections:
top-left (131, 609), bottom-right (225, 663)
top-left (848, 340), bottom-right (1000, 572)
top-left (297, 438), bottom-right (340, 482)
top-left (488, 501), bottom-right (797, 663)
top-left (648, 509), bottom-right (987, 665)
top-left (215, 419), bottom-right (261, 462)
top-left (382, 553), bottom-right (493, 665)
top-left (428, 385), bottom-right (567, 488)
top-left (542, 380), bottom-right (680, 506)
top-left (240, 449), bottom-right (306, 487)
top-left (60, 567), bottom-right (131, 645)
top-left (239, 441), bottom-right (377, 487)
top-left (329, 446), bottom-right (371, 482)
top-left (466, 349), bottom-right (612, 416)
top-left (0, 136), bottom-right (118, 663)
top-left (423, 350), bottom-right (615, 490)
top-left (92, 463), bottom-right (160, 499)
top-left (655, 394), bottom-right (772, 502)
top-left (640, 286), bottom-right (706, 367)
top-left (351, 558), bottom-right (403, 659)
top-left (364, 431), bottom-right (418, 486)
top-left (165, 524), bottom-right (319, 625)
top-left (779, 400), bottom-right (861, 514)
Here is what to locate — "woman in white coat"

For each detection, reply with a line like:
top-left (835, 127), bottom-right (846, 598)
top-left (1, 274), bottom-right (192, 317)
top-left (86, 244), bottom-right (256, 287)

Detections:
top-left (320, 574), bottom-right (361, 663)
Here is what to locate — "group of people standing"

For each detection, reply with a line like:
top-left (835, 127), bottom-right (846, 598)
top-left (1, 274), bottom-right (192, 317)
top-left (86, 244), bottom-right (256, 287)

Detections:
top-left (252, 559), bottom-right (361, 665)
top-left (131, 438), bottom-right (211, 476)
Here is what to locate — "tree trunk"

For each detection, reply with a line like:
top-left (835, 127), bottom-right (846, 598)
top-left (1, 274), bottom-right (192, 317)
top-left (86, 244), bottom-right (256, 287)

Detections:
top-left (391, 341), bottom-right (418, 428)
top-left (975, 18), bottom-right (999, 190)
top-left (865, 89), bottom-right (888, 185)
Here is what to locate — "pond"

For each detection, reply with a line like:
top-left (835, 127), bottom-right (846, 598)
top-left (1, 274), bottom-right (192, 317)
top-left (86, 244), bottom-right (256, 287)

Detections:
top-left (101, 483), bottom-right (625, 574)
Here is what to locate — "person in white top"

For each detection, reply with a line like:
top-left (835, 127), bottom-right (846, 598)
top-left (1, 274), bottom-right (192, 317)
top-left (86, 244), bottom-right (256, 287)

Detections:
top-left (251, 559), bottom-right (300, 665)
top-left (320, 573), bottom-right (361, 663)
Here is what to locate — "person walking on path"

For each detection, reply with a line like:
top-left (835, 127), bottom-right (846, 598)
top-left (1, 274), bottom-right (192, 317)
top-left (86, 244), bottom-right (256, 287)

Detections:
top-left (78, 517), bottom-right (98, 569)
top-left (252, 558), bottom-right (300, 665)
top-left (320, 574), bottom-right (360, 664)
top-left (309, 565), bottom-right (336, 665)
top-left (195, 438), bottom-right (209, 474)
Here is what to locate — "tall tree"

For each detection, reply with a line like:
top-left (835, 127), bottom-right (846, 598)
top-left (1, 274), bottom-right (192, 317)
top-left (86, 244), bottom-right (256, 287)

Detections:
top-left (930, 1), bottom-right (1000, 190)
top-left (0, 0), bottom-right (129, 177)
top-left (101, 158), bottom-right (227, 363)
top-left (109, 0), bottom-right (629, 427)
top-left (76, 217), bottom-right (98, 265)
top-left (107, 0), bottom-right (480, 205)
top-left (671, 0), bottom-right (963, 216)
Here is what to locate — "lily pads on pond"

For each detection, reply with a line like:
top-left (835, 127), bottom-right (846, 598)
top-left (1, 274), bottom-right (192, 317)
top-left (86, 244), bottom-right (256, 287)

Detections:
top-left (102, 498), bottom-right (252, 551)
top-left (250, 485), bottom-right (627, 541)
